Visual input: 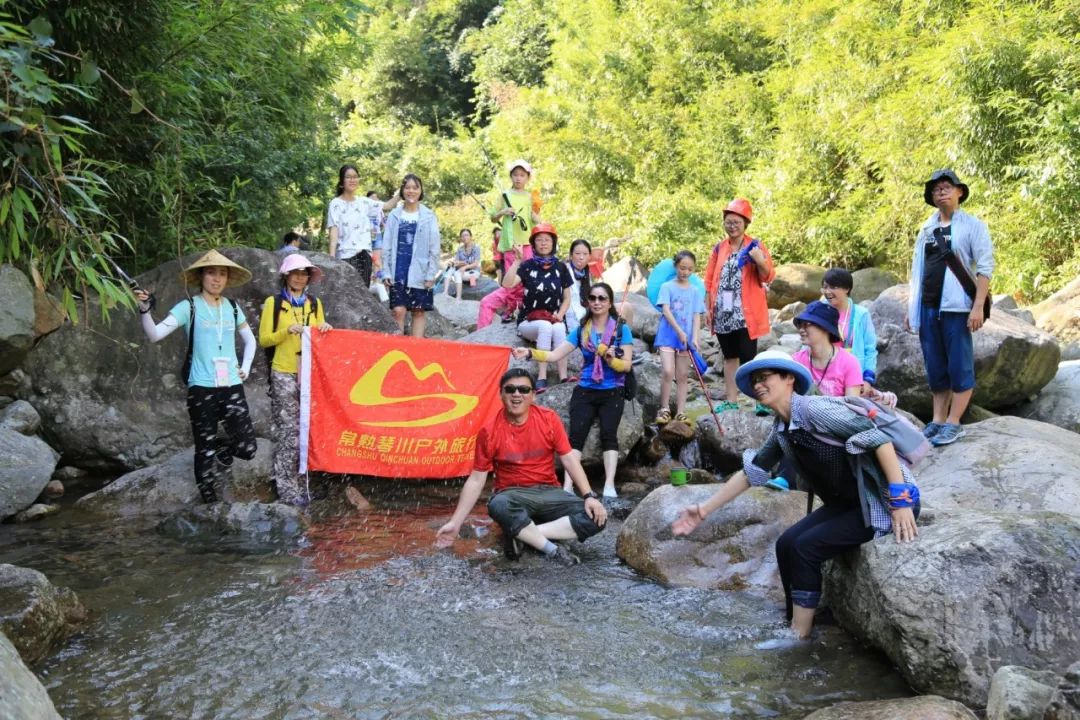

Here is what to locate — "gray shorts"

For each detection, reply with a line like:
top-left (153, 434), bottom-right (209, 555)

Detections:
top-left (486, 485), bottom-right (603, 541)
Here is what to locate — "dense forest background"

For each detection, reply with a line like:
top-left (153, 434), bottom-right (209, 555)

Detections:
top-left (2, 0), bottom-right (1077, 318)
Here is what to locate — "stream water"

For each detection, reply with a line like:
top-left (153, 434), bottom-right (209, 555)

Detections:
top-left (0, 483), bottom-right (912, 719)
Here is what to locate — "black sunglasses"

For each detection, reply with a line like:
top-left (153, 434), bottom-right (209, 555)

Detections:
top-left (587, 294), bottom-right (610, 302)
top-left (502, 384), bottom-right (534, 395)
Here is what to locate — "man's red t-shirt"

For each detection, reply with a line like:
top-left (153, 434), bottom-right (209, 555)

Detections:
top-left (473, 405), bottom-right (571, 492)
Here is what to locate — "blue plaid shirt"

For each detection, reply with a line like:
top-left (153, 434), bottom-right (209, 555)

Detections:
top-left (741, 394), bottom-right (917, 536)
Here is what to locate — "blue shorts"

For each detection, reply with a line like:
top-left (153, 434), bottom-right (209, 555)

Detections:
top-left (389, 282), bottom-right (434, 311)
top-left (918, 307), bottom-right (975, 393)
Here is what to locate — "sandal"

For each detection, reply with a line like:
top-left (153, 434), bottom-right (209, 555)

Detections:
top-left (535, 378), bottom-right (548, 394)
top-left (564, 375), bottom-right (579, 384)
top-left (655, 408), bottom-right (672, 425)
top-left (674, 412), bottom-right (691, 424)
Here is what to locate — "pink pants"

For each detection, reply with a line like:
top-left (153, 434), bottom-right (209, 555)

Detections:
top-left (477, 285), bottom-right (525, 329)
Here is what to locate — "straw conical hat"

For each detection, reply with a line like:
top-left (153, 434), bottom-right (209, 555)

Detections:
top-left (181, 249), bottom-right (253, 288)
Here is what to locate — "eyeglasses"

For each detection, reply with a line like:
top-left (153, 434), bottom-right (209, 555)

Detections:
top-left (750, 370), bottom-right (777, 386)
top-left (794, 319), bottom-right (808, 329)
top-left (344, 174), bottom-right (360, 180)
top-left (587, 294), bottom-right (610, 302)
top-left (502, 384), bottom-right (534, 395)
top-left (932, 183), bottom-right (956, 195)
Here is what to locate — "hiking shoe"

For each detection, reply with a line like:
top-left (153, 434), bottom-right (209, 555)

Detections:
top-left (931, 423), bottom-right (966, 446)
top-left (548, 545), bottom-right (581, 567)
top-left (754, 402), bottom-right (772, 417)
top-left (535, 378), bottom-right (548, 394)
top-left (501, 312), bottom-right (516, 323)
top-left (765, 477), bottom-right (790, 492)
top-left (922, 422), bottom-right (944, 439)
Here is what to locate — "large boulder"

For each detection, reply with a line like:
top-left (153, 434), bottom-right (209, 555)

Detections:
top-left (32, 287), bottom-right (66, 339)
top-left (619, 291), bottom-right (661, 344)
top-left (601, 257), bottom-right (648, 293)
top-left (0, 632), bottom-right (62, 720)
top-left (0, 427), bottom-right (58, 520)
top-left (536, 380), bottom-right (643, 468)
top-left (850, 267), bottom-right (901, 303)
top-left (1046, 661), bottom-right (1080, 720)
top-left (616, 483), bottom-right (808, 593)
top-left (75, 439), bottom-right (274, 517)
top-left (1015, 361), bottom-right (1080, 434)
top-left (24, 247), bottom-right (397, 471)
top-left (986, 665), bottom-right (1058, 720)
top-left (418, 306), bottom-right (468, 340)
top-left (802, 696), bottom-right (978, 720)
top-left (915, 416), bottom-right (1080, 516)
top-left (696, 413), bottom-right (774, 473)
top-left (824, 511), bottom-right (1080, 707)
top-left (458, 276), bottom-right (500, 301)
top-left (1032, 276), bottom-right (1080, 352)
top-left (871, 285), bottom-right (1061, 415)
top-left (767, 264), bottom-right (827, 308)
top-left (432, 294), bottom-right (480, 332)
top-left (0, 265), bottom-right (35, 375)
top-left (0, 563), bottom-right (87, 665)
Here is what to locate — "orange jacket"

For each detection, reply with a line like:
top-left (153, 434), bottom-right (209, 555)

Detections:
top-left (704, 234), bottom-right (775, 340)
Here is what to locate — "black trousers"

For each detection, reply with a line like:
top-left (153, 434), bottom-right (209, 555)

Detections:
top-left (567, 385), bottom-right (624, 451)
top-left (775, 504), bottom-right (874, 619)
top-left (186, 385), bottom-right (257, 502)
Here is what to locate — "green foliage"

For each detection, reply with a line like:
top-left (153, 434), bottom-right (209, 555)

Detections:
top-left (0, 9), bottom-right (130, 320)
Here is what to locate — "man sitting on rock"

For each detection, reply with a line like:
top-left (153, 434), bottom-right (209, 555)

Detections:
top-left (435, 368), bottom-right (607, 565)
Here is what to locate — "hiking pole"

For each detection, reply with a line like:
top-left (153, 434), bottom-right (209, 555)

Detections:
top-left (687, 341), bottom-right (724, 436)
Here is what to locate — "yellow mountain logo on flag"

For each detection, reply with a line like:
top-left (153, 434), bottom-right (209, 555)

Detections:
top-left (349, 350), bottom-right (478, 427)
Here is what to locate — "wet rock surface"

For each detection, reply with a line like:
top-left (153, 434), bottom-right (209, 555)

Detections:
top-left (0, 632), bottom-right (62, 720)
top-left (0, 426), bottom-right (58, 520)
top-left (156, 501), bottom-right (308, 549)
top-left (617, 483), bottom-right (807, 594)
top-left (0, 563), bottom-right (87, 666)
top-left (802, 695), bottom-right (978, 719)
top-left (824, 511), bottom-right (1080, 707)
top-left (76, 439), bottom-right (274, 517)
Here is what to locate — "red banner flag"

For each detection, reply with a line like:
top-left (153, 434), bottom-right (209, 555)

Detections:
top-left (299, 329), bottom-right (509, 478)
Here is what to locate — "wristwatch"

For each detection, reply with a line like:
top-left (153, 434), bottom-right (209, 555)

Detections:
top-left (582, 491), bottom-right (601, 502)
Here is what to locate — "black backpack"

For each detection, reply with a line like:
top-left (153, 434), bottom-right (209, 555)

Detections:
top-left (264, 294), bottom-right (320, 383)
top-left (181, 297), bottom-right (239, 384)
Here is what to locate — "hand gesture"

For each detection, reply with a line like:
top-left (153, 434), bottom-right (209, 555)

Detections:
top-left (584, 497), bottom-right (607, 527)
top-left (435, 521), bottom-right (459, 548)
top-left (967, 307), bottom-right (985, 332)
top-left (671, 504), bottom-right (704, 536)
top-left (891, 507), bottom-right (918, 544)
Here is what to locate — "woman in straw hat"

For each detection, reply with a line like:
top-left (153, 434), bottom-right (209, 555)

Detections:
top-left (670, 349), bottom-right (920, 642)
top-left (135, 249), bottom-right (258, 503)
top-left (259, 254), bottom-right (332, 506)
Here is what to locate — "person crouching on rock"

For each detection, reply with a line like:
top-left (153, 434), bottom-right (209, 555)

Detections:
top-left (134, 250), bottom-right (258, 504)
top-left (258, 254), bottom-right (332, 506)
top-left (670, 350), bottom-right (920, 639)
top-left (512, 282), bottom-right (632, 500)
top-left (435, 368), bottom-right (607, 565)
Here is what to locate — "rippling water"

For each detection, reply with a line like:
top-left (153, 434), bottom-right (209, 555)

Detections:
top-left (1, 487), bottom-right (911, 719)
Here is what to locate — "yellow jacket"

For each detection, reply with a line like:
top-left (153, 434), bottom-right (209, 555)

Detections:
top-left (258, 295), bottom-right (325, 374)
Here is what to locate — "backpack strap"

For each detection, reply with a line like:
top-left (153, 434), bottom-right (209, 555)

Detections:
top-left (182, 297), bottom-right (196, 384)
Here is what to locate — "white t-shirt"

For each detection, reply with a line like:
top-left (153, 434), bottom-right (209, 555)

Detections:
top-left (327, 196), bottom-right (373, 259)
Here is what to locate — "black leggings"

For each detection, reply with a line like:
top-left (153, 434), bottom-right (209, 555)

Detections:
top-left (568, 385), bottom-right (624, 451)
top-left (186, 385), bottom-right (257, 502)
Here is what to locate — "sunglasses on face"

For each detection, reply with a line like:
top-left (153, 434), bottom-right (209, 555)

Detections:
top-left (502, 384), bottom-right (534, 395)
top-left (587, 294), bottom-right (610, 302)
top-left (751, 370), bottom-right (777, 385)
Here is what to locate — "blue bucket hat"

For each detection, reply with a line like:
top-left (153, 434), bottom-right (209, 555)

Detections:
top-left (735, 350), bottom-right (812, 398)
top-left (794, 301), bottom-right (842, 343)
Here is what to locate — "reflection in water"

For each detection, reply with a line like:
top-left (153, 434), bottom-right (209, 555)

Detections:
top-left (1, 493), bottom-right (912, 719)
